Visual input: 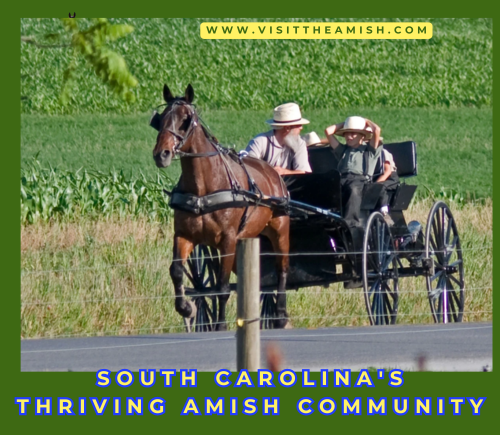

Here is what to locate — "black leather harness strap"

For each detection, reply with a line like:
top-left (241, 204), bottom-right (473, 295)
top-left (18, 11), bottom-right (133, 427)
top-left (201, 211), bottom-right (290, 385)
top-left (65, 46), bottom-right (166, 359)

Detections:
top-left (168, 189), bottom-right (287, 215)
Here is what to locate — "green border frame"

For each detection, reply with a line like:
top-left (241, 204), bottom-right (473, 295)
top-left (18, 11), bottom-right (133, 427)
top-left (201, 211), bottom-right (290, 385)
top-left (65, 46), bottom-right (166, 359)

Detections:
top-left (6, 2), bottom-right (495, 429)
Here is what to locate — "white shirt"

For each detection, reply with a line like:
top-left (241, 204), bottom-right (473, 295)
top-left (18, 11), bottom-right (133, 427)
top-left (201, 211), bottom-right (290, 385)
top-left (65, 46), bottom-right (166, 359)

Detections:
top-left (383, 149), bottom-right (397, 172)
top-left (245, 130), bottom-right (312, 173)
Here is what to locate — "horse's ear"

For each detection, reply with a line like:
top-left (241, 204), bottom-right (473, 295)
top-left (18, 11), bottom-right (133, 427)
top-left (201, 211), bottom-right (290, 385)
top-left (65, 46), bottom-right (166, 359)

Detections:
top-left (185, 84), bottom-right (194, 104)
top-left (163, 84), bottom-right (174, 103)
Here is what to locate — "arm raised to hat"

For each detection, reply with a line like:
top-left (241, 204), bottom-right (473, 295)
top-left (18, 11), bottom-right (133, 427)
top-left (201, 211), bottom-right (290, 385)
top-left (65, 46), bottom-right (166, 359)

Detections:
top-left (365, 119), bottom-right (381, 149)
top-left (324, 122), bottom-right (344, 149)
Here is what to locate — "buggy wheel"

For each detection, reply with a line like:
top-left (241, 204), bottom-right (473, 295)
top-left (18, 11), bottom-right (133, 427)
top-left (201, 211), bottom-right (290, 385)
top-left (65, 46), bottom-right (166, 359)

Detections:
top-left (183, 245), bottom-right (220, 332)
top-left (363, 212), bottom-right (399, 326)
top-left (425, 201), bottom-right (464, 323)
top-left (260, 291), bottom-right (277, 329)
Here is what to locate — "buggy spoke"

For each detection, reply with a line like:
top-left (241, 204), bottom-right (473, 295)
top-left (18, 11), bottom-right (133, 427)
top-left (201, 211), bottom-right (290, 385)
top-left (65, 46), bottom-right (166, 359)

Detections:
top-left (204, 260), bottom-right (216, 287)
top-left (431, 270), bottom-right (443, 282)
top-left (377, 220), bottom-right (384, 266)
top-left (369, 279), bottom-right (380, 295)
top-left (447, 288), bottom-right (457, 320)
top-left (445, 275), bottom-right (454, 292)
top-left (445, 216), bottom-right (453, 245)
top-left (200, 257), bottom-right (208, 281)
top-left (449, 259), bottom-right (463, 267)
top-left (448, 235), bottom-right (459, 251)
top-left (449, 274), bottom-right (462, 287)
top-left (446, 276), bottom-right (462, 307)
top-left (371, 284), bottom-right (380, 314)
top-left (368, 254), bottom-right (380, 272)
top-left (450, 288), bottom-right (462, 309)
top-left (430, 236), bottom-right (444, 264)
top-left (382, 252), bottom-right (396, 271)
top-left (432, 216), bottom-right (440, 248)
top-left (441, 209), bottom-right (446, 248)
top-left (383, 281), bottom-right (397, 299)
top-left (396, 255), bottom-right (405, 269)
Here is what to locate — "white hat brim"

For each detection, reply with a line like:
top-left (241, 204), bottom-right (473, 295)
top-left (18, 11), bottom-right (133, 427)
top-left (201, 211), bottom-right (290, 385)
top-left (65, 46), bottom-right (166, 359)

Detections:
top-left (266, 118), bottom-right (310, 126)
top-left (334, 128), bottom-right (372, 140)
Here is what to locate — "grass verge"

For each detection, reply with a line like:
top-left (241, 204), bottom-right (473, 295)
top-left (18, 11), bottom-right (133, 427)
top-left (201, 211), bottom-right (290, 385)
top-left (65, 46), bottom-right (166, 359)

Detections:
top-left (21, 198), bottom-right (492, 338)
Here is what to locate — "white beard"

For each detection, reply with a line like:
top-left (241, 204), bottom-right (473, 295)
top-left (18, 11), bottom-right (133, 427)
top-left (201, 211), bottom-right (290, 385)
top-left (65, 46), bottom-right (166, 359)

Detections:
top-left (282, 133), bottom-right (303, 152)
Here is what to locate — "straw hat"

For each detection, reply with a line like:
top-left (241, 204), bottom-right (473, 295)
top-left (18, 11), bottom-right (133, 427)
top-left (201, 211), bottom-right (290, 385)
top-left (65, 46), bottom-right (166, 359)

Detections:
top-left (302, 132), bottom-right (324, 147)
top-left (266, 103), bottom-right (310, 127)
top-left (334, 116), bottom-right (373, 139)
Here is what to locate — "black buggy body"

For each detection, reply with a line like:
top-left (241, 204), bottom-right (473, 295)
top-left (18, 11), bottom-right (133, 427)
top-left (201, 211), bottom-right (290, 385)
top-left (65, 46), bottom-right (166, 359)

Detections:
top-left (260, 141), bottom-right (419, 288)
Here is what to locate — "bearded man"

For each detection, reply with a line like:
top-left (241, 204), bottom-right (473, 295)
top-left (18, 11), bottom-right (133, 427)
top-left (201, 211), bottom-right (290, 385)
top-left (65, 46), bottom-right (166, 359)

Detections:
top-left (244, 103), bottom-right (312, 176)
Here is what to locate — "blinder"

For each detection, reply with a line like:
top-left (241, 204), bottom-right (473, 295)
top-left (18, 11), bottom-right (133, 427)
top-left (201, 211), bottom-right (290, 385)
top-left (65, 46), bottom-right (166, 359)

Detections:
top-left (150, 100), bottom-right (219, 158)
top-left (149, 111), bottom-right (162, 131)
top-left (149, 103), bottom-right (167, 131)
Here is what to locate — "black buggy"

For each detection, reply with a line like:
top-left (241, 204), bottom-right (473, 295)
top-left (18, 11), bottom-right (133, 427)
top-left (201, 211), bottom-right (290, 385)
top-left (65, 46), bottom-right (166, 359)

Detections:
top-left (182, 141), bottom-right (465, 330)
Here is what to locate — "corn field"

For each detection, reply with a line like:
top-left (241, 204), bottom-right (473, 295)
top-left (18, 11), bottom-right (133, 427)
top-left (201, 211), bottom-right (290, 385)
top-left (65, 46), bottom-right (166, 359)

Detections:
top-left (21, 18), bottom-right (492, 114)
top-left (21, 159), bottom-right (175, 224)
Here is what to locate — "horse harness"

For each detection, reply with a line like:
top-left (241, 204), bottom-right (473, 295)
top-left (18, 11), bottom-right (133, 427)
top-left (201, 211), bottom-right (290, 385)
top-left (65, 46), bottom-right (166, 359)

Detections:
top-left (150, 101), bottom-right (289, 230)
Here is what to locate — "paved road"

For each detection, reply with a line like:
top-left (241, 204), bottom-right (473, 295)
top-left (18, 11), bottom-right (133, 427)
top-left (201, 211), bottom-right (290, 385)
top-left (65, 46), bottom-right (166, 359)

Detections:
top-left (21, 322), bottom-right (492, 372)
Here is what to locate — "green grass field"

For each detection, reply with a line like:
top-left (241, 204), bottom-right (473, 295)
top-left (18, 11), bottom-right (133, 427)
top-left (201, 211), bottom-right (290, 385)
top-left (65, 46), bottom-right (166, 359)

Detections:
top-left (21, 198), bottom-right (492, 338)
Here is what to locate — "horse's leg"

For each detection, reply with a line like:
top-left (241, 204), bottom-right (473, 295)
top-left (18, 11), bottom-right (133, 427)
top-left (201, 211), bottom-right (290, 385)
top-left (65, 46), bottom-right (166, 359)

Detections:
top-left (170, 236), bottom-right (196, 319)
top-left (215, 239), bottom-right (237, 332)
top-left (263, 216), bottom-right (290, 329)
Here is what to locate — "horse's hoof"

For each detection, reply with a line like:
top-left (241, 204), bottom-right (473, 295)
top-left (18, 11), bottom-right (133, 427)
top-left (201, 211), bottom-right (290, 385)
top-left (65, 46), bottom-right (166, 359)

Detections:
top-left (176, 300), bottom-right (197, 319)
top-left (215, 323), bottom-right (227, 332)
top-left (284, 320), bottom-right (293, 329)
top-left (273, 317), bottom-right (289, 329)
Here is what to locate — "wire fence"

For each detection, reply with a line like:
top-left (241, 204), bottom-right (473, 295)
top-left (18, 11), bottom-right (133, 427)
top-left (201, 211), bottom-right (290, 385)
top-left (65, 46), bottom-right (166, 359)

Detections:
top-left (21, 245), bottom-right (492, 276)
top-left (21, 242), bottom-right (492, 339)
top-left (21, 286), bottom-right (492, 307)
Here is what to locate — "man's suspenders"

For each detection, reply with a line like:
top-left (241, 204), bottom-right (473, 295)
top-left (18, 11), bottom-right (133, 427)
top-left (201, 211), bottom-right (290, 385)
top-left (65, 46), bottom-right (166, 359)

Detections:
top-left (363, 147), bottom-right (370, 178)
top-left (263, 136), bottom-right (272, 163)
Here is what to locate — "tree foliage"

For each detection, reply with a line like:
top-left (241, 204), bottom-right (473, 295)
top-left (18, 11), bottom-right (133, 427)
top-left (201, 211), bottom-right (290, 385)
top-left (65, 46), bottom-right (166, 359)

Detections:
top-left (22, 18), bottom-right (138, 106)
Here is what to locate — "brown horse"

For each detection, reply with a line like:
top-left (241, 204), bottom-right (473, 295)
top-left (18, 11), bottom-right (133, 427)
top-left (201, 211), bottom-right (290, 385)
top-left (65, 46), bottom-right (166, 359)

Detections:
top-left (152, 84), bottom-right (290, 331)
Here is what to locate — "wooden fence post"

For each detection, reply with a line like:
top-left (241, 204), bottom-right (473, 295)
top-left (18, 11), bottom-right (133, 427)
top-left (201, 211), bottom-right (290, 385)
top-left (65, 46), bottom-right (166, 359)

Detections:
top-left (236, 238), bottom-right (260, 371)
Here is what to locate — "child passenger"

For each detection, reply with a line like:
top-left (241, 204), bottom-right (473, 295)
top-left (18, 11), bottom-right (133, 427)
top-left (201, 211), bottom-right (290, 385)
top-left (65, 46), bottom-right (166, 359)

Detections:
top-left (374, 148), bottom-right (400, 226)
top-left (324, 116), bottom-right (383, 228)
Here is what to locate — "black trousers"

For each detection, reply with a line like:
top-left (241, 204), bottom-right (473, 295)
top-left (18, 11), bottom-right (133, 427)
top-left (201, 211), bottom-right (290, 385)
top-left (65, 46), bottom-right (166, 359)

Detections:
top-left (340, 173), bottom-right (368, 227)
top-left (376, 172), bottom-right (400, 209)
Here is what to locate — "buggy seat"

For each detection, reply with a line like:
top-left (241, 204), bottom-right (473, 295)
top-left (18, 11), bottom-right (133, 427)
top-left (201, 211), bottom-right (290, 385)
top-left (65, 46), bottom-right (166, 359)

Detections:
top-left (286, 141), bottom-right (418, 213)
top-left (374, 141), bottom-right (418, 179)
top-left (368, 141), bottom-right (418, 212)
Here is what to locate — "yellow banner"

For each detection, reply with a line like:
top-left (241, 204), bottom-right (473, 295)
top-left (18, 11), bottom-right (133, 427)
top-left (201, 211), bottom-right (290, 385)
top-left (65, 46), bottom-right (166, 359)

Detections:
top-left (200, 22), bottom-right (432, 39)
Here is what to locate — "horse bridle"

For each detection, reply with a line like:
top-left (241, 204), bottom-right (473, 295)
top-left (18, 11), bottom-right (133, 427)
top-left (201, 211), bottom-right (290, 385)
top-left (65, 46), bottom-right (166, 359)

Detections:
top-left (151, 99), bottom-right (247, 192)
top-left (150, 101), bottom-right (220, 158)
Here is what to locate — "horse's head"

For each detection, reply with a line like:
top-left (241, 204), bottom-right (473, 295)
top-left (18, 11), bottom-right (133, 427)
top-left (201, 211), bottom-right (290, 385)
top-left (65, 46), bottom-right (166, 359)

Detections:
top-left (152, 84), bottom-right (195, 168)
